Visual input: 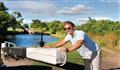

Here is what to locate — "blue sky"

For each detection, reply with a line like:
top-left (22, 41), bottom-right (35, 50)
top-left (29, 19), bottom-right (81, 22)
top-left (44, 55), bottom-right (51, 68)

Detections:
top-left (0, 0), bottom-right (120, 25)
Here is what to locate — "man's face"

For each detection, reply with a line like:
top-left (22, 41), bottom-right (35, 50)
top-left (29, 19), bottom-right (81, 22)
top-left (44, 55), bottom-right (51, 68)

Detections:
top-left (64, 24), bottom-right (74, 35)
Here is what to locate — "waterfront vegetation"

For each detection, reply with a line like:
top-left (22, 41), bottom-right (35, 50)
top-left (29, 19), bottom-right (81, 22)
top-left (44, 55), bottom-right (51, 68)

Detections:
top-left (0, 2), bottom-right (120, 69)
top-left (0, 2), bottom-right (120, 49)
top-left (32, 17), bottom-right (120, 69)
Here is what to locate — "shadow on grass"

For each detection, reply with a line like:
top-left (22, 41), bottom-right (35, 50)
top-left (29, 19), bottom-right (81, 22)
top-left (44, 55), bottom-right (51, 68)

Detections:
top-left (0, 62), bottom-right (84, 70)
top-left (109, 68), bottom-right (120, 70)
top-left (56, 62), bottom-right (84, 70)
top-left (0, 65), bottom-right (52, 70)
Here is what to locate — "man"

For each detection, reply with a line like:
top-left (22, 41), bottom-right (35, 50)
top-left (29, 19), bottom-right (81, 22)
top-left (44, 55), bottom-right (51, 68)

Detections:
top-left (0, 47), bottom-right (6, 67)
top-left (0, 36), bottom-right (6, 67)
top-left (46, 21), bottom-right (101, 70)
top-left (0, 45), bottom-right (3, 65)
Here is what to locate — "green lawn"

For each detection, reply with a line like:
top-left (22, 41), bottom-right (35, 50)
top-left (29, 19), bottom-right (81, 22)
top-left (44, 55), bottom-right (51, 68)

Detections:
top-left (33, 39), bottom-right (84, 70)
top-left (32, 50), bottom-right (84, 70)
top-left (41, 39), bottom-right (84, 70)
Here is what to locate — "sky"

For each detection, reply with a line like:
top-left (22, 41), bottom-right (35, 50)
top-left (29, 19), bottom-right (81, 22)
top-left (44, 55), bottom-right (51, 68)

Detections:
top-left (0, 0), bottom-right (120, 25)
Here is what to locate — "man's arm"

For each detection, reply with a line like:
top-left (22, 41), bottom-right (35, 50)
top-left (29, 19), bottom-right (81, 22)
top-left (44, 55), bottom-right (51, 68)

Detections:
top-left (53, 40), bottom-right (68, 48)
top-left (67, 40), bottom-right (83, 52)
top-left (43, 40), bottom-right (67, 48)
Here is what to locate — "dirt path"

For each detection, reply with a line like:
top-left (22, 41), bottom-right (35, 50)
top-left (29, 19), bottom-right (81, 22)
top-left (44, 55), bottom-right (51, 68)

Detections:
top-left (1, 55), bottom-right (34, 67)
top-left (101, 47), bottom-right (120, 70)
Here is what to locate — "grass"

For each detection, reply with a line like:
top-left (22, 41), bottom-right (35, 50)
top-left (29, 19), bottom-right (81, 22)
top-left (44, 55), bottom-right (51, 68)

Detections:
top-left (32, 49), bottom-right (84, 65)
top-left (32, 34), bottom-right (84, 70)
top-left (104, 46), bottom-right (120, 53)
top-left (67, 51), bottom-right (83, 64)
top-left (32, 31), bottom-right (120, 70)
top-left (32, 50), bottom-right (84, 70)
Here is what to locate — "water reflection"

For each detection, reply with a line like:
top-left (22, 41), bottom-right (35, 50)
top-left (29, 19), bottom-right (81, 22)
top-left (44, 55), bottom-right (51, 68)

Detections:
top-left (7, 34), bottom-right (57, 47)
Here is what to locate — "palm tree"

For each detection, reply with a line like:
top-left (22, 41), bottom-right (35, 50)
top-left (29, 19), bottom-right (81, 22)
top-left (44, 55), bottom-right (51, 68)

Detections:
top-left (11, 11), bottom-right (23, 31)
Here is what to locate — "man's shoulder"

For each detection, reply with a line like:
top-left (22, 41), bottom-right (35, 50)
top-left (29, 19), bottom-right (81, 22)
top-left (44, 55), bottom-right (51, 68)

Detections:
top-left (75, 30), bottom-right (85, 34)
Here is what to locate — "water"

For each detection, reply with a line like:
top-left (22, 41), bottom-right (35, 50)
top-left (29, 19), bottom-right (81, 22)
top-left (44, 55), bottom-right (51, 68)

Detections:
top-left (7, 34), bottom-right (57, 47)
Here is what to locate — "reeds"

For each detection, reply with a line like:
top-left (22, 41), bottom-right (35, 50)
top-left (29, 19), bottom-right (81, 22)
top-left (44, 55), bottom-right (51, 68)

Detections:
top-left (88, 32), bottom-right (119, 48)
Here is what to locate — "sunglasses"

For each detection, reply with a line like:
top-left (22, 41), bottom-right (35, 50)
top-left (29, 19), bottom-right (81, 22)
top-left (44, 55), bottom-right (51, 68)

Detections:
top-left (64, 27), bottom-right (71, 30)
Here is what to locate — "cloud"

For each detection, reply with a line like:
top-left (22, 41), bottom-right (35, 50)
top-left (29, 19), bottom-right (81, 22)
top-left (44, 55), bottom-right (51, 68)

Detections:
top-left (57, 4), bottom-right (91, 15)
top-left (92, 17), bottom-right (112, 20)
top-left (76, 18), bottom-right (88, 25)
top-left (4, 1), bottom-right (56, 15)
top-left (100, 0), bottom-right (120, 3)
top-left (77, 17), bottom-right (113, 25)
top-left (23, 19), bottom-right (32, 24)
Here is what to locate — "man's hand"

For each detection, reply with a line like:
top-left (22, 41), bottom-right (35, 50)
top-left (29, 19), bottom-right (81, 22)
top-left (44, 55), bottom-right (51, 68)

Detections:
top-left (43, 46), bottom-right (51, 48)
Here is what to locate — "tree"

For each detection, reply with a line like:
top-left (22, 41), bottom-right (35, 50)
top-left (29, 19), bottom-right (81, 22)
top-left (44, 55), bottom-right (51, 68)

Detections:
top-left (0, 2), bottom-right (8, 11)
top-left (77, 17), bottom-right (120, 37)
top-left (0, 2), bottom-right (23, 32)
top-left (47, 20), bottom-right (62, 34)
top-left (31, 19), bottom-right (41, 29)
top-left (11, 11), bottom-right (23, 31)
top-left (0, 2), bottom-right (9, 33)
top-left (23, 24), bottom-right (29, 29)
top-left (30, 19), bottom-right (47, 32)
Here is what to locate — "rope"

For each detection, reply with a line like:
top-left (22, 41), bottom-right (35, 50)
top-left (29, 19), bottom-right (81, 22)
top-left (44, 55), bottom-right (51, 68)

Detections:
top-left (57, 48), bottom-right (67, 66)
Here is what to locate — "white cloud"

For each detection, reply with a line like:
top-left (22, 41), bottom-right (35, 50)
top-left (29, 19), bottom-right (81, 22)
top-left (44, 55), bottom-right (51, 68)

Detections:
top-left (77, 17), bottom-right (113, 25)
top-left (77, 18), bottom-right (88, 22)
top-left (93, 17), bottom-right (112, 20)
top-left (57, 4), bottom-right (91, 15)
top-left (4, 1), bottom-right (56, 15)
top-left (76, 18), bottom-right (89, 25)
top-left (23, 19), bottom-right (32, 24)
top-left (100, 0), bottom-right (120, 3)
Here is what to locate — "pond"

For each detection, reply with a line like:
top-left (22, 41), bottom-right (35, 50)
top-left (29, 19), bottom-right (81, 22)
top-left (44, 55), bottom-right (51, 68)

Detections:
top-left (7, 34), bottom-right (58, 47)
